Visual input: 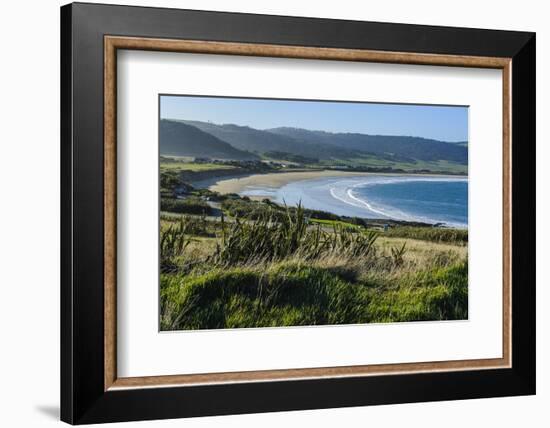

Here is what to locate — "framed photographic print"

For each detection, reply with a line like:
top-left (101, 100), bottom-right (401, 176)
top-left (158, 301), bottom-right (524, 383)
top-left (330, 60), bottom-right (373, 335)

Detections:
top-left (60, 2), bottom-right (536, 424)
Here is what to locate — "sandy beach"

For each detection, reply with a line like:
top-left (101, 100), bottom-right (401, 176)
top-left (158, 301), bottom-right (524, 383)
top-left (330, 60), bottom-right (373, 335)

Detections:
top-left (206, 169), bottom-right (461, 196)
top-left (207, 170), bottom-right (376, 196)
top-left (203, 169), bottom-right (468, 227)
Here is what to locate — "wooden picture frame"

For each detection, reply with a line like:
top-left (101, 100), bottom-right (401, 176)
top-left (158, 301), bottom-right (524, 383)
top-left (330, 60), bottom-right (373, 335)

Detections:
top-left (61, 2), bottom-right (535, 424)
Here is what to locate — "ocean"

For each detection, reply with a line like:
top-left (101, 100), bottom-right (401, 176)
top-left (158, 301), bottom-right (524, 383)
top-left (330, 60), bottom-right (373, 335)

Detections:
top-left (240, 174), bottom-right (468, 228)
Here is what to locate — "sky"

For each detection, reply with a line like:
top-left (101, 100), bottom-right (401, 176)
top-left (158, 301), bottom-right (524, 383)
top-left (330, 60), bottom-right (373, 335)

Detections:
top-left (160, 95), bottom-right (468, 142)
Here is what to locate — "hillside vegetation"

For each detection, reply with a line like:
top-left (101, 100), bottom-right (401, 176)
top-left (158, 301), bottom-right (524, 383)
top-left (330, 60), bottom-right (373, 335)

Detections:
top-left (161, 119), bottom-right (468, 174)
top-left (160, 119), bottom-right (258, 160)
top-left (160, 195), bottom-right (468, 330)
top-left (269, 127), bottom-right (468, 164)
top-left (158, 123), bottom-right (469, 330)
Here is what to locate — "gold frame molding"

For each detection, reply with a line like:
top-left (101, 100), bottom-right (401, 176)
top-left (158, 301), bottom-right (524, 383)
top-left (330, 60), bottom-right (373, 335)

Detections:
top-left (104, 36), bottom-right (512, 391)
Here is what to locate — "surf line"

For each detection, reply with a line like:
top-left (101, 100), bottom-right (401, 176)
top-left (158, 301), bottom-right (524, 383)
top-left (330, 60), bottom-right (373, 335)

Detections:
top-left (330, 182), bottom-right (425, 223)
top-left (327, 178), bottom-right (467, 226)
top-left (328, 185), bottom-right (390, 218)
top-left (346, 185), bottom-right (465, 227)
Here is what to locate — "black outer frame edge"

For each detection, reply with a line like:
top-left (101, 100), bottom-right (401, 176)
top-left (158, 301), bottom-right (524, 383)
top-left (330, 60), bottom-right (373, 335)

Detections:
top-left (510, 34), bottom-right (536, 391)
top-left (60, 4), bottom-right (74, 425)
top-left (70, 1), bottom-right (533, 56)
top-left (60, 2), bottom-right (536, 424)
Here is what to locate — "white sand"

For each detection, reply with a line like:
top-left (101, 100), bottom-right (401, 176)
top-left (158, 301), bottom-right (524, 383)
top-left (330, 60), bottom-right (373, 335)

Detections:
top-left (208, 170), bottom-right (372, 195)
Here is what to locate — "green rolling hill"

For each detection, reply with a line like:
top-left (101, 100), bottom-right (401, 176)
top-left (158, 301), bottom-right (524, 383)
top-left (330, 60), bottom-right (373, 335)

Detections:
top-left (160, 119), bottom-right (258, 160)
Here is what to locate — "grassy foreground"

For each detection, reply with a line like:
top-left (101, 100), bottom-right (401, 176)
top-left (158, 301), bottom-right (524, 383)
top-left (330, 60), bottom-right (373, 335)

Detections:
top-left (159, 203), bottom-right (468, 330)
top-left (161, 261), bottom-right (467, 330)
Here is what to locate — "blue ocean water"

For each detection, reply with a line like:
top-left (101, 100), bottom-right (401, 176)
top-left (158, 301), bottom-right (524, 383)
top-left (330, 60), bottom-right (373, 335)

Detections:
top-left (240, 175), bottom-right (468, 228)
top-left (351, 179), bottom-right (468, 227)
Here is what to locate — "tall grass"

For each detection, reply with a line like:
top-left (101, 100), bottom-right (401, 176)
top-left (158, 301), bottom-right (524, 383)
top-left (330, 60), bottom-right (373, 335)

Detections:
top-left (161, 214), bottom-right (213, 237)
top-left (210, 204), bottom-right (379, 266)
top-left (160, 219), bottom-right (191, 272)
top-left (383, 226), bottom-right (467, 244)
top-left (160, 260), bottom-right (468, 330)
top-left (159, 204), bottom-right (468, 330)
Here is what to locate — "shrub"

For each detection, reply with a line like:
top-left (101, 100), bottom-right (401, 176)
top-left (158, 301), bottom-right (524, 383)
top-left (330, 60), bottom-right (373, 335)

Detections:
top-left (160, 197), bottom-right (212, 215)
top-left (160, 170), bottom-right (181, 192)
top-left (383, 226), bottom-right (468, 244)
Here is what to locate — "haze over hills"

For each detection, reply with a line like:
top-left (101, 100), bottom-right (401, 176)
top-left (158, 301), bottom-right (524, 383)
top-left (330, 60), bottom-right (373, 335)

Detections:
top-left (179, 120), bottom-right (358, 160)
top-left (160, 119), bottom-right (468, 170)
top-left (160, 119), bottom-right (258, 160)
top-left (267, 127), bottom-right (468, 164)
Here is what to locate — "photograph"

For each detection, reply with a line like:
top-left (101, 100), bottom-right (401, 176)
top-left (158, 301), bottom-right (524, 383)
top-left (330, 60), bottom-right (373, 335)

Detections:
top-left (159, 95), bottom-right (469, 331)
top-left (54, 2), bottom-right (537, 424)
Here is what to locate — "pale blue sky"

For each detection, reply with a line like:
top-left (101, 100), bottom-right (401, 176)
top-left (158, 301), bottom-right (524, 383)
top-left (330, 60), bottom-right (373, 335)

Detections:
top-left (160, 95), bottom-right (468, 142)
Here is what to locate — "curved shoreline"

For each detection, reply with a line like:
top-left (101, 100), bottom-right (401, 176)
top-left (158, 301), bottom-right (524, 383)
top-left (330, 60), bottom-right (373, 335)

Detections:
top-left (201, 170), bottom-right (467, 228)
top-left (203, 169), bottom-right (463, 197)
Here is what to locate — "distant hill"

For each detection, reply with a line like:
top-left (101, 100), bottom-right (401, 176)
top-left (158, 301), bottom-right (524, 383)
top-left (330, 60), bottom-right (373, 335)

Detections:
top-left (267, 127), bottom-right (468, 164)
top-left (160, 119), bottom-right (468, 172)
top-left (160, 119), bottom-right (258, 160)
top-left (450, 141), bottom-right (468, 147)
top-left (179, 120), bottom-right (359, 160)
